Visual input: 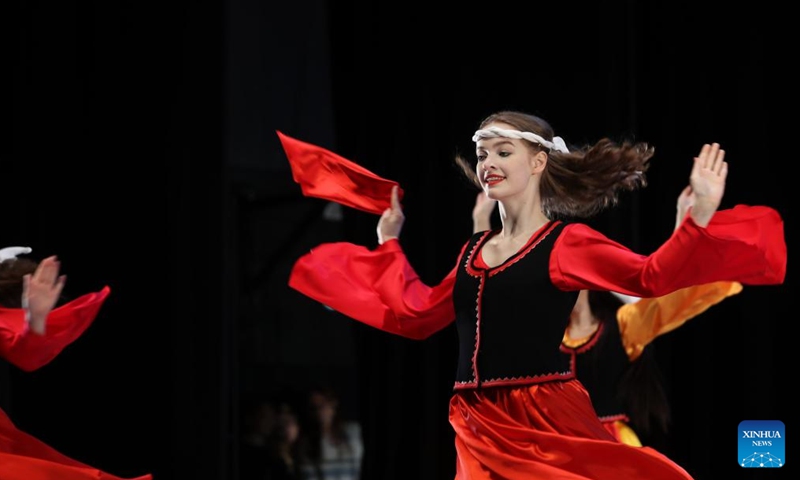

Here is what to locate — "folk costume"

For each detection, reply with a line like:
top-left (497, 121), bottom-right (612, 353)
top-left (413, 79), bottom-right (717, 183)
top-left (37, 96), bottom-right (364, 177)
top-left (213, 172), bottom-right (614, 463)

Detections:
top-left (278, 131), bottom-right (786, 479)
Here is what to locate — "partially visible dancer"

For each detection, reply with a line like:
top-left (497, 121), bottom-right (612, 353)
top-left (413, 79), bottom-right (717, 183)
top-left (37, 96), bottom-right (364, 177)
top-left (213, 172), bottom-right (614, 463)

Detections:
top-left (297, 386), bottom-right (363, 480)
top-left (0, 247), bottom-right (152, 480)
top-left (472, 189), bottom-right (743, 446)
top-left (280, 110), bottom-right (786, 479)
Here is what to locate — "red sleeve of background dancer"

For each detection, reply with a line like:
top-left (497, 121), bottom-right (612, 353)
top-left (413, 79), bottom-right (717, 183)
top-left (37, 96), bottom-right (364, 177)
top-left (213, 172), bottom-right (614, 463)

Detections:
top-left (550, 205), bottom-right (786, 296)
top-left (276, 130), bottom-right (404, 215)
top-left (0, 452), bottom-right (153, 480)
top-left (0, 286), bottom-right (110, 372)
top-left (289, 240), bottom-right (460, 340)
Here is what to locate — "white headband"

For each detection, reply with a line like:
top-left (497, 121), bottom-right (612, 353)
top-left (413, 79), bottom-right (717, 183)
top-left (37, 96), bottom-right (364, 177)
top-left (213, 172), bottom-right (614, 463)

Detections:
top-left (0, 246), bottom-right (32, 262)
top-left (472, 127), bottom-right (569, 153)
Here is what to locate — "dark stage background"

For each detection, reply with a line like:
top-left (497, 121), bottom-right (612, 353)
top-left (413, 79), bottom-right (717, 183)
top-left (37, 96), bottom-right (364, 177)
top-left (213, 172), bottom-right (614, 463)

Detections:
top-left (7, 1), bottom-right (795, 479)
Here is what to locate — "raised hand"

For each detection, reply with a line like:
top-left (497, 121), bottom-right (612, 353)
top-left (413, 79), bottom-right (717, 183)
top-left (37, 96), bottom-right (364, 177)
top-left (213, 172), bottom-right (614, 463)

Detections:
top-left (22, 256), bottom-right (67, 335)
top-left (675, 185), bottom-right (695, 231)
top-left (686, 143), bottom-right (727, 228)
top-left (472, 191), bottom-right (497, 233)
top-left (377, 185), bottom-right (405, 245)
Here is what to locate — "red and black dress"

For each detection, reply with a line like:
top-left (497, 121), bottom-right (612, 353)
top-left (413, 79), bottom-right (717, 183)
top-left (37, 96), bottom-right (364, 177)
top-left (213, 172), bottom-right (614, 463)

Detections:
top-left (289, 210), bottom-right (784, 479)
top-left (0, 286), bottom-right (153, 480)
top-left (280, 132), bottom-right (787, 479)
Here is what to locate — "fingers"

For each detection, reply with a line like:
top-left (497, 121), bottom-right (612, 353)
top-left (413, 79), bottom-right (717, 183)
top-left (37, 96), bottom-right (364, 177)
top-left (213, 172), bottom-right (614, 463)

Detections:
top-left (378, 192), bottom-right (404, 245)
top-left (697, 143), bottom-right (711, 169)
top-left (697, 143), bottom-right (726, 174)
top-left (22, 274), bottom-right (30, 305)
top-left (53, 275), bottom-right (67, 297)
top-left (390, 185), bottom-right (402, 212)
top-left (706, 143), bottom-right (724, 173)
top-left (33, 256), bottom-right (61, 286)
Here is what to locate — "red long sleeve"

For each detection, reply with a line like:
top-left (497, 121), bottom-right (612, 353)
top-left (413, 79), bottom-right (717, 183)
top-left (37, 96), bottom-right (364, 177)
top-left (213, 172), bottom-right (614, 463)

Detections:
top-left (0, 286), bottom-right (110, 372)
top-left (550, 205), bottom-right (786, 296)
top-left (289, 240), bottom-right (459, 340)
top-left (277, 130), bottom-right (404, 215)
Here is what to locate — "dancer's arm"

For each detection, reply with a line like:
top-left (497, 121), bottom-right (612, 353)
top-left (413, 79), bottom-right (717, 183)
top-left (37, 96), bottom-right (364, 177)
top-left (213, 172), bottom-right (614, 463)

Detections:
top-left (0, 287), bottom-right (110, 371)
top-left (290, 186), bottom-right (457, 340)
top-left (551, 143), bottom-right (786, 295)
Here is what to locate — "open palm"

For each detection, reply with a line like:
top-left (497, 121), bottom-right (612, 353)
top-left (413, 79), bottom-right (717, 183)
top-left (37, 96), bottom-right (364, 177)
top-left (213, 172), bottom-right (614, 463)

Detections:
top-left (23, 256), bottom-right (67, 335)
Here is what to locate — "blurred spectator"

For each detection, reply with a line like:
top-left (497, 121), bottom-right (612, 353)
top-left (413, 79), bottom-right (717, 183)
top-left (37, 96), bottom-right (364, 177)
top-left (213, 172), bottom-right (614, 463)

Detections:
top-left (240, 397), bottom-right (277, 479)
top-left (298, 386), bottom-right (362, 480)
top-left (265, 403), bottom-right (302, 480)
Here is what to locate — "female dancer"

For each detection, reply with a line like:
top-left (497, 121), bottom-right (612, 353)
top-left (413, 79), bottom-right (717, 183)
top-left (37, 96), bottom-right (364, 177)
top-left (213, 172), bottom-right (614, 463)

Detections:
top-left (279, 110), bottom-right (786, 478)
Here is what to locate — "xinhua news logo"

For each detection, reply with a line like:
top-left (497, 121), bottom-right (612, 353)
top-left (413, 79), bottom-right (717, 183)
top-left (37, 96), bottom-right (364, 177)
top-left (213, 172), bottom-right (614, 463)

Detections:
top-left (738, 420), bottom-right (785, 468)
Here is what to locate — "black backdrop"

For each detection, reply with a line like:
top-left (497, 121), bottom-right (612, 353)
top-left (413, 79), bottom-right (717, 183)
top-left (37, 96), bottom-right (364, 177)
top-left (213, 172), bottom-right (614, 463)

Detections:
top-left (7, 1), bottom-right (795, 480)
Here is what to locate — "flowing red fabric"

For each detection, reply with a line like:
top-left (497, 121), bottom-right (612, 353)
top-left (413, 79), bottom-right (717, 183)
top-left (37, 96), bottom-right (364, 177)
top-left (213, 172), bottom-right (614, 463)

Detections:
top-left (0, 286), bottom-right (111, 372)
top-left (0, 288), bottom-right (152, 480)
top-left (449, 381), bottom-right (693, 479)
top-left (549, 207), bottom-right (786, 296)
top-left (276, 130), bottom-right (404, 215)
top-left (289, 239), bottom-right (458, 340)
top-left (0, 410), bottom-right (152, 480)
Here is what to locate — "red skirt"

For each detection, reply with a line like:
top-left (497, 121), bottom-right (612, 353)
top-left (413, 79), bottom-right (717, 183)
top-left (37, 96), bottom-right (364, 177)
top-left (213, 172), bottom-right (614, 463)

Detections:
top-left (0, 408), bottom-right (151, 480)
top-left (449, 380), bottom-right (692, 479)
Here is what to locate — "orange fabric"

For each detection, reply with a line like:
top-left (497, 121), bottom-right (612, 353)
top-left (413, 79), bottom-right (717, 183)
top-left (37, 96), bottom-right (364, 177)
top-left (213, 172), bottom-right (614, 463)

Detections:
top-left (601, 420), bottom-right (643, 447)
top-left (450, 381), bottom-right (692, 479)
top-left (561, 325), bottom-right (599, 348)
top-left (0, 286), bottom-right (111, 372)
top-left (618, 281), bottom-right (743, 361)
top-left (276, 130), bottom-right (404, 215)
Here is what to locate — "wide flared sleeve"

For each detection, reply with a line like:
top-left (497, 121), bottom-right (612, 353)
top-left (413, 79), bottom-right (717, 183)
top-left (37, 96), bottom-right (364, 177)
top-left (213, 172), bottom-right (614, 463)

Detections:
top-left (618, 281), bottom-right (743, 361)
top-left (289, 239), bottom-right (458, 340)
top-left (276, 130), bottom-right (404, 215)
top-left (550, 205), bottom-right (786, 296)
top-left (0, 286), bottom-right (110, 372)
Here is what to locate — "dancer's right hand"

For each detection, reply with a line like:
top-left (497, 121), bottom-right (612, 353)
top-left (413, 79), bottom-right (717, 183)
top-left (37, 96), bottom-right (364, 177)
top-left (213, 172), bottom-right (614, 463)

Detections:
top-left (23, 255), bottom-right (66, 335)
top-left (378, 185), bottom-right (405, 245)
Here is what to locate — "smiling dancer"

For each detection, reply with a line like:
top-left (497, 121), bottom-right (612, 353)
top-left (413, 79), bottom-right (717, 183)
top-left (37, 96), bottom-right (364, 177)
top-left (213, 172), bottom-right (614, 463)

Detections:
top-left (279, 110), bottom-right (786, 478)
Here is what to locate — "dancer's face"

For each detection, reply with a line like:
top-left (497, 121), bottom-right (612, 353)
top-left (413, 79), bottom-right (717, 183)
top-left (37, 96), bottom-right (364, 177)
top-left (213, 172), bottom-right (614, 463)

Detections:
top-left (475, 122), bottom-right (546, 201)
